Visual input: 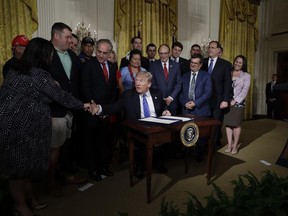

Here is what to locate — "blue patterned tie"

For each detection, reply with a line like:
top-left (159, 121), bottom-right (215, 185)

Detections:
top-left (188, 72), bottom-right (196, 101)
top-left (208, 59), bottom-right (214, 74)
top-left (142, 94), bottom-right (150, 118)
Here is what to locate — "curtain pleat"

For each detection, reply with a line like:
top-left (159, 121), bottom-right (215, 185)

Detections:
top-left (0, 0), bottom-right (38, 85)
top-left (114, 0), bottom-right (177, 64)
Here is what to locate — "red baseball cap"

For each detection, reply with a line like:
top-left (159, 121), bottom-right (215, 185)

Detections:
top-left (12, 35), bottom-right (29, 48)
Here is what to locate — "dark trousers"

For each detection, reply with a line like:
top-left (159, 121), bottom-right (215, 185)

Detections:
top-left (211, 107), bottom-right (224, 146)
top-left (267, 101), bottom-right (279, 119)
top-left (83, 115), bottom-right (110, 173)
top-left (59, 115), bottom-right (81, 174)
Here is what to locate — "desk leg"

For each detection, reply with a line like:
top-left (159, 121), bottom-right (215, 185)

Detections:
top-left (128, 134), bottom-right (135, 187)
top-left (206, 126), bottom-right (215, 184)
top-left (145, 140), bottom-right (153, 204)
top-left (185, 147), bottom-right (189, 174)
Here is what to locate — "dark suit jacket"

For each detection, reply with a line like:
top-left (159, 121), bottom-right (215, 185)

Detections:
top-left (102, 88), bottom-right (167, 120)
top-left (80, 58), bottom-right (118, 105)
top-left (179, 70), bottom-right (212, 117)
top-left (2, 57), bottom-right (18, 78)
top-left (170, 56), bottom-right (190, 75)
top-left (266, 81), bottom-right (280, 102)
top-left (120, 55), bottom-right (150, 71)
top-left (149, 59), bottom-right (182, 114)
top-left (49, 49), bottom-right (81, 117)
top-left (273, 82), bottom-right (288, 92)
top-left (201, 58), bottom-right (232, 109)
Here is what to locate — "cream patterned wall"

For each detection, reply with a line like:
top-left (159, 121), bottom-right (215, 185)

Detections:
top-left (34, 0), bottom-right (219, 59)
top-left (254, 0), bottom-right (288, 115)
top-left (178, 0), bottom-right (221, 59)
top-left (34, 0), bottom-right (115, 48)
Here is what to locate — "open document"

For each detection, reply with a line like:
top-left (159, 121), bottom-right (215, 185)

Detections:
top-left (138, 117), bottom-right (180, 124)
top-left (159, 116), bottom-right (193, 122)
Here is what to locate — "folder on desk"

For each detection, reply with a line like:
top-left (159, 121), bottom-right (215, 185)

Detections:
top-left (138, 116), bottom-right (192, 125)
top-left (138, 117), bottom-right (181, 124)
top-left (159, 116), bottom-right (193, 122)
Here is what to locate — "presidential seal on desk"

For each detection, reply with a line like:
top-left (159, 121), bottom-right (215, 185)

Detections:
top-left (180, 122), bottom-right (199, 147)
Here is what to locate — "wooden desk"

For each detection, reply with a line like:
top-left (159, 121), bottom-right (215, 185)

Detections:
top-left (122, 115), bottom-right (221, 204)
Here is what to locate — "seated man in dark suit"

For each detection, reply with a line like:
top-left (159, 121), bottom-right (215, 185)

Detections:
top-left (93, 71), bottom-right (171, 178)
top-left (119, 36), bottom-right (150, 71)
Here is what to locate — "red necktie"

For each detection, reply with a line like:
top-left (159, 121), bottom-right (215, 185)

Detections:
top-left (101, 63), bottom-right (109, 82)
top-left (163, 63), bottom-right (168, 80)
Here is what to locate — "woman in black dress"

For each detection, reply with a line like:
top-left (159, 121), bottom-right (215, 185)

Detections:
top-left (0, 37), bottom-right (92, 216)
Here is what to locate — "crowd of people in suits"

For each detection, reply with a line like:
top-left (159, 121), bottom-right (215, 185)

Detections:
top-left (1, 21), bottom-right (256, 216)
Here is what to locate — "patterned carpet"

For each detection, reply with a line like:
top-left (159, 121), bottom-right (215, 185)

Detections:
top-left (24, 119), bottom-right (288, 216)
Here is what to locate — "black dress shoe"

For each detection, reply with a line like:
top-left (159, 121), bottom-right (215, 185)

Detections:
top-left (89, 171), bottom-right (102, 181)
top-left (101, 168), bottom-right (114, 177)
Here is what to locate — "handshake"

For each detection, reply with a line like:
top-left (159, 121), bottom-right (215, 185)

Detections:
top-left (83, 100), bottom-right (100, 115)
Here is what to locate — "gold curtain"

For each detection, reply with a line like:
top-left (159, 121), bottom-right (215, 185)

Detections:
top-left (114, 0), bottom-right (177, 64)
top-left (219, 0), bottom-right (258, 119)
top-left (0, 0), bottom-right (38, 85)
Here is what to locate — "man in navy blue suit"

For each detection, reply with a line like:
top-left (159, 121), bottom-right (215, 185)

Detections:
top-left (149, 44), bottom-right (182, 115)
top-left (179, 53), bottom-right (212, 161)
top-left (201, 41), bottom-right (232, 147)
top-left (179, 53), bottom-right (212, 117)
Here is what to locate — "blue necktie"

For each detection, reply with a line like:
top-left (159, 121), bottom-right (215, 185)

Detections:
top-left (208, 59), bottom-right (214, 74)
top-left (142, 94), bottom-right (150, 118)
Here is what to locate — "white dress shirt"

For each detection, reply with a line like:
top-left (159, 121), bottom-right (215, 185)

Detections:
top-left (140, 91), bottom-right (156, 118)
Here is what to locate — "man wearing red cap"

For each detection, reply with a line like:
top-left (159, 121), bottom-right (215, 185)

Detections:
top-left (2, 35), bottom-right (29, 78)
